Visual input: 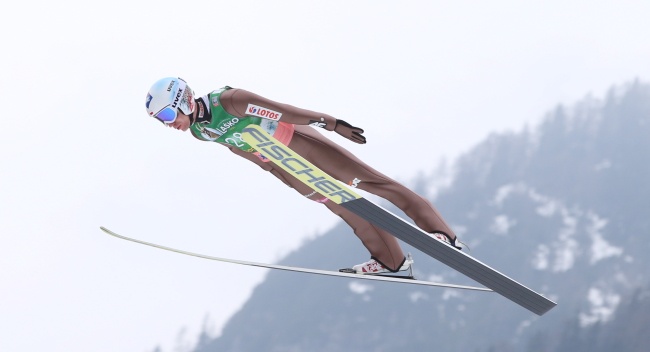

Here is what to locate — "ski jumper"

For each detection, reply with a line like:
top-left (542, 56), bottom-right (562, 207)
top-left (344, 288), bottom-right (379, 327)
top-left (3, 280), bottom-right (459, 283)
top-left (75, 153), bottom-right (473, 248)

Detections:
top-left (190, 87), bottom-right (456, 271)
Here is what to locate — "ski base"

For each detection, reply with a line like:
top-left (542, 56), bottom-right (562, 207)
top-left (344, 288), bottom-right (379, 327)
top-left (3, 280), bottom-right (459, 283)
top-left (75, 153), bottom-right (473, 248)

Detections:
top-left (338, 268), bottom-right (416, 280)
top-left (100, 226), bottom-right (491, 292)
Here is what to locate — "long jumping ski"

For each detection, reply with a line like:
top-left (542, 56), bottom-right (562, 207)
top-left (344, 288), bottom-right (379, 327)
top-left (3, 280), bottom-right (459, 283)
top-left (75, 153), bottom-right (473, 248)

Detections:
top-left (100, 227), bottom-right (491, 292)
top-left (241, 124), bottom-right (557, 316)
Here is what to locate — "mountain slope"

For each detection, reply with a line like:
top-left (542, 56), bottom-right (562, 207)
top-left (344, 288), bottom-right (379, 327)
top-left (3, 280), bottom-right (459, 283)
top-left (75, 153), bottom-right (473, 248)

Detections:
top-left (190, 80), bottom-right (650, 352)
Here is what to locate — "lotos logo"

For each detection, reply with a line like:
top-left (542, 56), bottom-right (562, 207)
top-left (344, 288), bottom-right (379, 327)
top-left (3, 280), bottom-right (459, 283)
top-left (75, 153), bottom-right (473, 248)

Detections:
top-left (246, 104), bottom-right (282, 121)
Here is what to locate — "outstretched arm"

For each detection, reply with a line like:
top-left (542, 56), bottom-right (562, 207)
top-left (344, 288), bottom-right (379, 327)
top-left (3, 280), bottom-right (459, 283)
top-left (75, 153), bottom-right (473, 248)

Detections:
top-left (221, 88), bottom-right (367, 144)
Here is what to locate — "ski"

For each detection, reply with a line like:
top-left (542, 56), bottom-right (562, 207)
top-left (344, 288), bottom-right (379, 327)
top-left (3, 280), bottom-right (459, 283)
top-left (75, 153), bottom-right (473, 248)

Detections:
top-left (241, 124), bottom-right (557, 316)
top-left (100, 227), bottom-right (491, 292)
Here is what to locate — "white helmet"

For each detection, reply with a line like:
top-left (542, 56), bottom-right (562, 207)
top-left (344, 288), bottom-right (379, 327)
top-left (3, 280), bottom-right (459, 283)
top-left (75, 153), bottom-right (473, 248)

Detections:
top-left (145, 77), bottom-right (196, 123)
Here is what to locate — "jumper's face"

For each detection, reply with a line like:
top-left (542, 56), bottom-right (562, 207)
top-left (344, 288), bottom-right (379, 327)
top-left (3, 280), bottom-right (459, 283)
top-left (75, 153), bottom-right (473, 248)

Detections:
top-left (166, 112), bottom-right (191, 131)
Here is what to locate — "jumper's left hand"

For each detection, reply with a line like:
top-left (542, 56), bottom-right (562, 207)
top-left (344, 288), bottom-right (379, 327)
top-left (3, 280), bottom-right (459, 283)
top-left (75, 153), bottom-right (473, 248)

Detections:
top-left (334, 119), bottom-right (367, 144)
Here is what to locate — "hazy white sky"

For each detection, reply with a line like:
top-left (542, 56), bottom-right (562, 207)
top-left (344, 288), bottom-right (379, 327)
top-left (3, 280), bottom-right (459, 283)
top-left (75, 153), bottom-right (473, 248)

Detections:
top-left (2, 1), bottom-right (650, 351)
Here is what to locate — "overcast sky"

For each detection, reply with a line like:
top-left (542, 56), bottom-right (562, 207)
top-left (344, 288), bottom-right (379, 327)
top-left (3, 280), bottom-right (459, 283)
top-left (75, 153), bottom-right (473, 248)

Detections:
top-left (2, 1), bottom-right (650, 351)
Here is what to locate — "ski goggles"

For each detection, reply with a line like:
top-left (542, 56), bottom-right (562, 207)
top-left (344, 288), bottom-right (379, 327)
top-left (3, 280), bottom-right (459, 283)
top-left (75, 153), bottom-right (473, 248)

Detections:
top-left (153, 106), bottom-right (179, 124)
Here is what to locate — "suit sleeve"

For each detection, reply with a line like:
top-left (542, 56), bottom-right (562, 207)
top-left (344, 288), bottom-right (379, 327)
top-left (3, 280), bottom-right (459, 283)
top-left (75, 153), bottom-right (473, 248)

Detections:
top-left (221, 89), bottom-right (338, 131)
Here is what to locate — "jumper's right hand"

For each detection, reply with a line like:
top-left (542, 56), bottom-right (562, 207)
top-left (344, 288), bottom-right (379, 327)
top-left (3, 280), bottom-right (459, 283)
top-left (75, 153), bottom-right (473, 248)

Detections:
top-left (334, 119), bottom-right (367, 144)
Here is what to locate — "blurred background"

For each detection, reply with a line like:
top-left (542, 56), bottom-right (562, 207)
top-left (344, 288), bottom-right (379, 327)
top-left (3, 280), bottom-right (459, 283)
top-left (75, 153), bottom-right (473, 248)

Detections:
top-left (1, 1), bottom-right (650, 351)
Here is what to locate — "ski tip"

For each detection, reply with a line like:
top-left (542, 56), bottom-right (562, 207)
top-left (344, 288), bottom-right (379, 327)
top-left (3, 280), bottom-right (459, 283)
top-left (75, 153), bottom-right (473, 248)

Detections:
top-left (99, 226), bottom-right (116, 236)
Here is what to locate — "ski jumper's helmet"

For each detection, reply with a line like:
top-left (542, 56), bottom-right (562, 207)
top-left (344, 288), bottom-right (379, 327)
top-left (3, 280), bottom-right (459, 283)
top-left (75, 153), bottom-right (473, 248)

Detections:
top-left (145, 77), bottom-right (196, 123)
